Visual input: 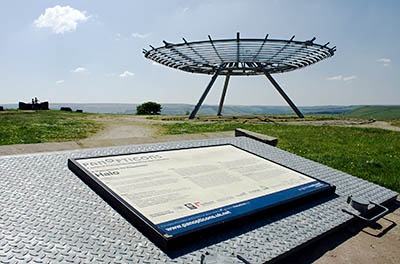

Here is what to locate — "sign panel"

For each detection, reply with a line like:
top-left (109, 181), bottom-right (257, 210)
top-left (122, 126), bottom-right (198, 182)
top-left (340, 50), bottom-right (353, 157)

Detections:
top-left (68, 144), bottom-right (334, 248)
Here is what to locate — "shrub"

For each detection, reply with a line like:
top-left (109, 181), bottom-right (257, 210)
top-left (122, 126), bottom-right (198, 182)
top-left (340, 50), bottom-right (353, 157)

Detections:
top-left (136, 102), bottom-right (162, 115)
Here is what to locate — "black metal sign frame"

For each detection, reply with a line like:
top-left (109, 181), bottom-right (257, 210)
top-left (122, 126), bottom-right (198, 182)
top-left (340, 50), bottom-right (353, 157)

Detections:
top-left (68, 143), bottom-right (335, 250)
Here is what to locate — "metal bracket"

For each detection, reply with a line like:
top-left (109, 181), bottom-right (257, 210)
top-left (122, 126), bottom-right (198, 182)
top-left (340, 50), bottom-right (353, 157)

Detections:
top-left (342, 195), bottom-right (389, 222)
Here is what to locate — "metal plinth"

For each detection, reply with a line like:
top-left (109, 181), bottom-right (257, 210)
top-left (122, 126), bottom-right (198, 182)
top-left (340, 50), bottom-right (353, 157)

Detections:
top-left (0, 137), bottom-right (397, 263)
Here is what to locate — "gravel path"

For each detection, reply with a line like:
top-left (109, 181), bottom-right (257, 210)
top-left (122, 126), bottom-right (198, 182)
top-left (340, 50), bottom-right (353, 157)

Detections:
top-left (277, 119), bottom-right (400, 131)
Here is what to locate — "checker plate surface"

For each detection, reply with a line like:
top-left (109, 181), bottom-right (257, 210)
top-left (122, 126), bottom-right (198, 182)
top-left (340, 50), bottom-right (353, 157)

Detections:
top-left (0, 137), bottom-right (397, 263)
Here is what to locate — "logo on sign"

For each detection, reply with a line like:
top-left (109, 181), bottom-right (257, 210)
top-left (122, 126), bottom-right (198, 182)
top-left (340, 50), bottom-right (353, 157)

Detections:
top-left (184, 202), bottom-right (200, 210)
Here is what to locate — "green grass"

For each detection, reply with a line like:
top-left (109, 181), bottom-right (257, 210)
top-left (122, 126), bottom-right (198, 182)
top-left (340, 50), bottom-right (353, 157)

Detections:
top-left (0, 110), bottom-right (102, 145)
top-left (344, 105), bottom-right (400, 119)
top-left (161, 122), bottom-right (400, 192)
top-left (392, 120), bottom-right (400, 128)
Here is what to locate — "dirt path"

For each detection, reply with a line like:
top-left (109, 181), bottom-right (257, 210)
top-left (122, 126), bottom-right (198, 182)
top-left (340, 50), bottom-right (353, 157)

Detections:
top-left (75, 116), bottom-right (400, 148)
top-left (277, 119), bottom-right (400, 131)
top-left (83, 115), bottom-right (161, 140)
top-left (158, 115), bottom-right (400, 132)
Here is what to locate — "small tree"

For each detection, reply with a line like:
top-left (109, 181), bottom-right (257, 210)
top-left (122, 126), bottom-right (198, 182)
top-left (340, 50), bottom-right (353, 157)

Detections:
top-left (136, 101), bottom-right (162, 115)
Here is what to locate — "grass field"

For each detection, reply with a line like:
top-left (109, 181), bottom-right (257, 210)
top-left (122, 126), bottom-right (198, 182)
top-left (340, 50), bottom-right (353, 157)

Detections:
top-left (1, 110), bottom-right (399, 193)
top-left (391, 120), bottom-right (400, 128)
top-left (0, 110), bottom-right (102, 145)
top-left (344, 105), bottom-right (400, 119)
top-left (161, 122), bottom-right (400, 192)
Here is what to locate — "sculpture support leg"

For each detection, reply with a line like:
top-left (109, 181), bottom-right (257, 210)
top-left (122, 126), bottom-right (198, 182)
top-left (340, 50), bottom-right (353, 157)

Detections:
top-left (217, 74), bottom-right (230, 116)
top-left (262, 71), bottom-right (304, 118)
top-left (189, 66), bottom-right (224, 119)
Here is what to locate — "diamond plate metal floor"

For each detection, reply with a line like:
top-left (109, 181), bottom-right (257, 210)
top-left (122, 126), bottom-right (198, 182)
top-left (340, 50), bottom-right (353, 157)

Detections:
top-left (0, 137), bottom-right (397, 263)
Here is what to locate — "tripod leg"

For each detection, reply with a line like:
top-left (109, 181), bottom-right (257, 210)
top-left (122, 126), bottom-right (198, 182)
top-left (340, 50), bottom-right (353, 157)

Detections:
top-left (189, 67), bottom-right (224, 119)
top-left (217, 74), bottom-right (230, 116)
top-left (262, 71), bottom-right (304, 118)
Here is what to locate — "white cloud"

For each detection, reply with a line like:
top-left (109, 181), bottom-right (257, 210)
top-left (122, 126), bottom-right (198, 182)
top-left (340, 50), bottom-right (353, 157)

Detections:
top-left (343, 75), bottom-right (357, 81)
top-left (376, 58), bottom-right (391, 63)
top-left (182, 7), bottom-right (189, 14)
top-left (326, 75), bottom-right (343, 81)
top-left (132, 32), bottom-right (151, 39)
top-left (34, 5), bottom-right (89, 34)
top-left (326, 75), bottom-right (357, 81)
top-left (55, 80), bottom-right (64, 84)
top-left (119, 71), bottom-right (135, 78)
top-left (377, 58), bottom-right (391, 67)
top-left (71, 67), bottom-right (87, 73)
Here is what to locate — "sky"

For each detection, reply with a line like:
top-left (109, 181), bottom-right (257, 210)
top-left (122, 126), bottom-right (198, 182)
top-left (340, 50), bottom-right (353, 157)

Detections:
top-left (0, 0), bottom-right (399, 106)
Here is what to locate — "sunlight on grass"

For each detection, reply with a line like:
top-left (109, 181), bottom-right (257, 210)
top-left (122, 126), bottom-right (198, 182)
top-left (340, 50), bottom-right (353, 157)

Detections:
top-left (161, 122), bottom-right (400, 192)
top-left (0, 110), bottom-right (102, 145)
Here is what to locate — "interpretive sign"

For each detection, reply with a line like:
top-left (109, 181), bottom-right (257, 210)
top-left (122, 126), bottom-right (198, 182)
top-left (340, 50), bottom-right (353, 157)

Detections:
top-left (68, 144), bottom-right (335, 249)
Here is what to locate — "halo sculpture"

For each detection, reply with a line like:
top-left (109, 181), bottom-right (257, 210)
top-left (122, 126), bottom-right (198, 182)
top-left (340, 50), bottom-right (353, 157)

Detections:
top-left (143, 33), bottom-right (336, 119)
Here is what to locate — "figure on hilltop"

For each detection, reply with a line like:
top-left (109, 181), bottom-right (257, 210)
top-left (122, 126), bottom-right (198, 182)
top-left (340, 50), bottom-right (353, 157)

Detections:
top-left (19, 98), bottom-right (49, 111)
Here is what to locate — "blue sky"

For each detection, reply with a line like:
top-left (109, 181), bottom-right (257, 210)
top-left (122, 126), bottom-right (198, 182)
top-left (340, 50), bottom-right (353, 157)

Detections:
top-left (0, 0), bottom-right (398, 106)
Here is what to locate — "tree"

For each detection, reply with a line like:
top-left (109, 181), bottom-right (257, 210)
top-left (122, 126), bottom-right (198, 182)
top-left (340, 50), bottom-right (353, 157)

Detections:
top-left (136, 101), bottom-right (162, 115)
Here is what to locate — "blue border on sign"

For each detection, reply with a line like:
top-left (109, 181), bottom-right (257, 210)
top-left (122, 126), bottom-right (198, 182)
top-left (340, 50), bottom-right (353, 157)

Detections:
top-left (157, 181), bottom-right (327, 235)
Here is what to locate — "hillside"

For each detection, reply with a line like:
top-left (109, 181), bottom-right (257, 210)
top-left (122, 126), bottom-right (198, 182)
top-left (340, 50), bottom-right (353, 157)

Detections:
top-left (343, 105), bottom-right (400, 119)
top-left (3, 103), bottom-right (399, 118)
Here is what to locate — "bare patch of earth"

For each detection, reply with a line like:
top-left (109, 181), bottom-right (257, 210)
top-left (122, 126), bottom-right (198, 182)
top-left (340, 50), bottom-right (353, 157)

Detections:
top-left (153, 115), bottom-right (400, 132)
top-left (81, 115), bottom-right (170, 140)
top-left (278, 119), bottom-right (400, 131)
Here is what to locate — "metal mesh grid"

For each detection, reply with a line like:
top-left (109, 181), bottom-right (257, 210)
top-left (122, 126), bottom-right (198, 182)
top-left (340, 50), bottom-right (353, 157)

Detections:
top-left (144, 34), bottom-right (336, 75)
top-left (0, 137), bottom-right (396, 263)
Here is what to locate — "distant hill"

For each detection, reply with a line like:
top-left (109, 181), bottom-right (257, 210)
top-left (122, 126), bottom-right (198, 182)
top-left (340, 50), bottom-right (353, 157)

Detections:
top-left (1, 103), bottom-right (355, 115)
top-left (343, 105), bottom-right (400, 119)
top-left (2, 103), bottom-right (398, 118)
